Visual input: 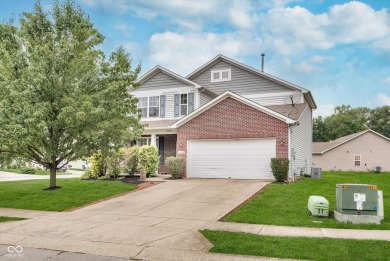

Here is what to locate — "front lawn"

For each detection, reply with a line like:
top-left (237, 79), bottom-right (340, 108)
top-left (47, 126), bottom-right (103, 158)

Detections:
top-left (0, 179), bottom-right (137, 211)
top-left (201, 230), bottom-right (390, 261)
top-left (225, 172), bottom-right (390, 230)
top-left (0, 216), bottom-right (25, 222)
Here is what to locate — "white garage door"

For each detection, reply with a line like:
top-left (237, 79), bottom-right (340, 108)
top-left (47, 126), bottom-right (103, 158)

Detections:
top-left (187, 138), bottom-right (276, 180)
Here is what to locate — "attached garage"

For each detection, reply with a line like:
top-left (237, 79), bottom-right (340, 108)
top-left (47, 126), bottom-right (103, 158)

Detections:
top-left (187, 138), bottom-right (276, 180)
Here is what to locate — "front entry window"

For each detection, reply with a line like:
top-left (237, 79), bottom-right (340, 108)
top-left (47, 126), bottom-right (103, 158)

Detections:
top-left (136, 137), bottom-right (159, 148)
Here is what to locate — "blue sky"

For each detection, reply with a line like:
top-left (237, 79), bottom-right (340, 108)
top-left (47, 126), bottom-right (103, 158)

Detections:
top-left (1, 0), bottom-right (390, 116)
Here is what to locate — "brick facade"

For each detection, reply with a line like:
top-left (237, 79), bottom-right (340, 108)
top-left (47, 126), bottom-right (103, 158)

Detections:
top-left (158, 134), bottom-right (177, 173)
top-left (176, 97), bottom-right (289, 177)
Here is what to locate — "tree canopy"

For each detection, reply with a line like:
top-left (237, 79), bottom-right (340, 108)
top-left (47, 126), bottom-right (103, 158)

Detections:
top-left (0, 1), bottom-right (143, 188)
top-left (313, 105), bottom-right (390, 142)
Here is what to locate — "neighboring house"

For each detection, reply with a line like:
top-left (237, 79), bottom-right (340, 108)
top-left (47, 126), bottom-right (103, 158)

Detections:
top-left (312, 129), bottom-right (390, 172)
top-left (130, 55), bottom-right (317, 180)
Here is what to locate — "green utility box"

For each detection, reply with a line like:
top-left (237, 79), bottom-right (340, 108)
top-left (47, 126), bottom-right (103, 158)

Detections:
top-left (336, 184), bottom-right (378, 215)
top-left (308, 196), bottom-right (329, 217)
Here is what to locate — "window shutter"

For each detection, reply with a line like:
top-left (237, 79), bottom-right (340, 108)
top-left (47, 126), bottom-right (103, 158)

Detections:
top-left (160, 95), bottom-right (166, 118)
top-left (188, 92), bottom-right (194, 113)
top-left (174, 94), bottom-right (180, 117)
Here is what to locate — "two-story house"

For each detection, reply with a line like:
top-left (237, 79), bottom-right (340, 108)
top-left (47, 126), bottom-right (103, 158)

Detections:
top-left (130, 55), bottom-right (317, 180)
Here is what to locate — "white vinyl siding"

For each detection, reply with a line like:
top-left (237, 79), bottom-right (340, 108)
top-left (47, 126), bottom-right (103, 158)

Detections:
top-left (289, 105), bottom-right (312, 178)
top-left (243, 92), bottom-right (304, 106)
top-left (187, 138), bottom-right (276, 180)
top-left (137, 71), bottom-right (193, 91)
top-left (199, 91), bottom-right (214, 106)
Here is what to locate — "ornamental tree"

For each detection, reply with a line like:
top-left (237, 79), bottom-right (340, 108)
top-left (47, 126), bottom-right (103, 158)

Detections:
top-left (0, 1), bottom-right (143, 189)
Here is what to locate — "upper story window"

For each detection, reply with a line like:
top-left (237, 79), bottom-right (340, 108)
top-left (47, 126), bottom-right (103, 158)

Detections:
top-left (181, 94), bottom-right (188, 116)
top-left (149, 96), bottom-right (159, 117)
top-left (138, 97), bottom-right (148, 117)
top-left (138, 96), bottom-right (160, 118)
top-left (211, 69), bottom-right (231, 82)
top-left (354, 155), bottom-right (361, 166)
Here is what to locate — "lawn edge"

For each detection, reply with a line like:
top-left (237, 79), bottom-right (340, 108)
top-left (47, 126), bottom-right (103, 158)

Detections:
top-left (220, 182), bottom-right (272, 221)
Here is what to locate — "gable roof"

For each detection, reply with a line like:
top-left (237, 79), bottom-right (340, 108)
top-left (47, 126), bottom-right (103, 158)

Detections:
top-left (186, 54), bottom-right (317, 109)
top-left (135, 65), bottom-right (201, 89)
top-left (170, 91), bottom-right (296, 128)
top-left (313, 129), bottom-right (390, 154)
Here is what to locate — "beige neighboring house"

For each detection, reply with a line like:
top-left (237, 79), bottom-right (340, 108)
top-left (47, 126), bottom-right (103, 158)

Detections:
top-left (313, 129), bottom-right (390, 172)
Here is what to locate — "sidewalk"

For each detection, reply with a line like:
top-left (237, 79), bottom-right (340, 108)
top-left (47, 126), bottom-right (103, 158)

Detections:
top-left (204, 221), bottom-right (390, 241)
top-left (0, 170), bottom-right (83, 182)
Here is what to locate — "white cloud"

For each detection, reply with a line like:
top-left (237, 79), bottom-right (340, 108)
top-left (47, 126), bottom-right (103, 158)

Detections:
top-left (262, 1), bottom-right (389, 54)
top-left (148, 31), bottom-right (262, 75)
top-left (377, 93), bottom-right (390, 105)
top-left (230, 0), bottom-right (252, 29)
top-left (80, 0), bottom-right (130, 14)
top-left (373, 37), bottom-right (390, 53)
top-left (281, 55), bottom-right (333, 74)
top-left (313, 104), bottom-right (335, 117)
top-left (310, 55), bottom-right (334, 63)
top-left (327, 1), bottom-right (389, 43)
top-left (113, 23), bottom-right (133, 37)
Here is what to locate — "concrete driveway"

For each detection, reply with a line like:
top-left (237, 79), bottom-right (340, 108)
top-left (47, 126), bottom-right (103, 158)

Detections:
top-left (0, 179), bottom-right (269, 260)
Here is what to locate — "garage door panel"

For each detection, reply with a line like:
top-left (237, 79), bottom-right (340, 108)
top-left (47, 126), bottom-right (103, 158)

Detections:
top-left (187, 139), bottom-right (276, 180)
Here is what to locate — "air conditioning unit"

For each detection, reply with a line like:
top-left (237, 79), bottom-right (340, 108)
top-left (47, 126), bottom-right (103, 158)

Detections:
top-left (311, 167), bottom-right (322, 178)
top-left (373, 166), bottom-right (382, 173)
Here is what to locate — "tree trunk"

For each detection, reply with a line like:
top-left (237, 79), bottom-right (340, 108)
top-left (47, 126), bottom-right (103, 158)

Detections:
top-left (49, 157), bottom-right (57, 188)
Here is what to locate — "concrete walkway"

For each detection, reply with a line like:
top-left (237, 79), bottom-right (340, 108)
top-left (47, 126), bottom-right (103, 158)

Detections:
top-left (0, 170), bottom-right (83, 182)
top-left (204, 221), bottom-right (390, 241)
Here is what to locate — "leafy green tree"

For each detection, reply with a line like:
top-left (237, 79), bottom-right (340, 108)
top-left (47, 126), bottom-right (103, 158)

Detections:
top-left (368, 106), bottom-right (390, 138)
top-left (0, 1), bottom-right (143, 189)
top-left (313, 105), bottom-right (369, 142)
top-left (325, 105), bottom-right (369, 140)
top-left (313, 116), bottom-right (329, 142)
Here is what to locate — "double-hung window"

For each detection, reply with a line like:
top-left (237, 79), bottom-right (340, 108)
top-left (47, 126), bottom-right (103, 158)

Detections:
top-left (148, 96), bottom-right (159, 117)
top-left (138, 97), bottom-right (148, 117)
top-left (211, 69), bottom-right (231, 82)
top-left (354, 155), bottom-right (361, 166)
top-left (180, 94), bottom-right (188, 116)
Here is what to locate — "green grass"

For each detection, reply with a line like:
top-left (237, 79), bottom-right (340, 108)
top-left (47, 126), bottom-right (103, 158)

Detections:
top-left (0, 168), bottom-right (67, 175)
top-left (0, 179), bottom-right (137, 211)
top-left (0, 216), bottom-right (25, 222)
top-left (201, 230), bottom-right (390, 261)
top-left (225, 172), bottom-right (390, 230)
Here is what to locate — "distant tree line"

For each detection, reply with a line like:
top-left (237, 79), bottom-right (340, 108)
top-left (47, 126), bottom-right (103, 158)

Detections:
top-left (313, 105), bottom-right (390, 142)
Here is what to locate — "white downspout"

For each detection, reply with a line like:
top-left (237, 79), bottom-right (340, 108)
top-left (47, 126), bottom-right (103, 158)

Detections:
top-left (289, 127), bottom-right (294, 182)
